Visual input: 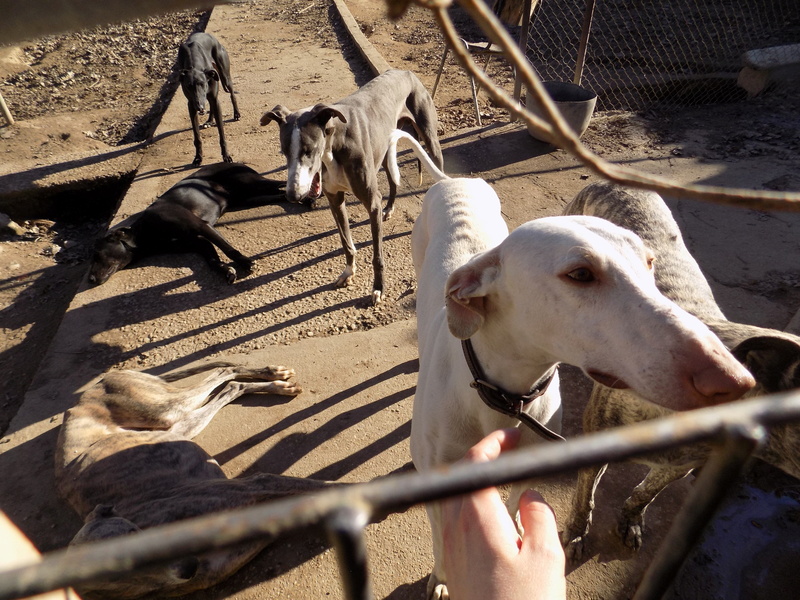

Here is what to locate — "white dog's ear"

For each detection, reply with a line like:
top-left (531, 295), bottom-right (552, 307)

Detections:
top-left (445, 249), bottom-right (501, 339)
top-left (260, 105), bottom-right (291, 126)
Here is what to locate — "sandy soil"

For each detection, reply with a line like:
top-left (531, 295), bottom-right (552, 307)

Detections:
top-left (1, 1), bottom-right (800, 599)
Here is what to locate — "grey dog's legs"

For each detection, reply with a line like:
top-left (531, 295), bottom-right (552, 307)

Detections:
top-left (617, 465), bottom-right (692, 551)
top-left (561, 463), bottom-right (608, 561)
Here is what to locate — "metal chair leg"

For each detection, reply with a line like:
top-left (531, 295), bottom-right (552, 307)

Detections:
top-left (432, 46), bottom-right (449, 99)
top-left (469, 72), bottom-right (482, 126)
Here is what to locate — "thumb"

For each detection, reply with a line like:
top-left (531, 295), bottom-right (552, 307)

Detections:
top-left (517, 489), bottom-right (561, 555)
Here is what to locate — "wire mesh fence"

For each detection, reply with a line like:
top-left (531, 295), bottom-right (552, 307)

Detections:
top-left (524, 0), bottom-right (800, 111)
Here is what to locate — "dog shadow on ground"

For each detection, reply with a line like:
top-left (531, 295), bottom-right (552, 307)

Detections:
top-left (217, 359), bottom-right (418, 474)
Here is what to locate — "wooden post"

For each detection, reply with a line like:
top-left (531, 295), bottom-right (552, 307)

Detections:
top-left (512, 0), bottom-right (533, 110)
top-left (573, 0), bottom-right (597, 86)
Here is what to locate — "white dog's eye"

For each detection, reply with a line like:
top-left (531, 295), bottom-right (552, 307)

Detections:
top-left (565, 267), bottom-right (595, 283)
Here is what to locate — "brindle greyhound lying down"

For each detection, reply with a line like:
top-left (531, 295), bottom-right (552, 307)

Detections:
top-left (560, 182), bottom-right (800, 561)
top-left (55, 362), bottom-right (331, 599)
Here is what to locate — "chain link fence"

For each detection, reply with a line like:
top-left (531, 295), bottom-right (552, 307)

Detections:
top-left (524, 0), bottom-right (800, 111)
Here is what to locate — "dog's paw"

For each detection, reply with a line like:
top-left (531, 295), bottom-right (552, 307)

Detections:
top-left (334, 267), bottom-right (355, 288)
top-left (262, 365), bottom-right (295, 381)
top-left (617, 517), bottom-right (644, 551)
top-left (270, 380), bottom-right (303, 396)
top-left (237, 258), bottom-right (255, 277)
top-left (223, 265), bottom-right (237, 284)
top-left (561, 531), bottom-right (587, 562)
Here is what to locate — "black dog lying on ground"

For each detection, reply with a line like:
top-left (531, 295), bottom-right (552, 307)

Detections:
top-left (89, 163), bottom-right (286, 286)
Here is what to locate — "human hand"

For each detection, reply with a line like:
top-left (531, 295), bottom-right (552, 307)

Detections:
top-left (441, 428), bottom-right (566, 600)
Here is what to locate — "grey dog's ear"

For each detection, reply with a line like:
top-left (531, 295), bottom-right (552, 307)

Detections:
top-left (308, 103), bottom-right (347, 126)
top-left (731, 335), bottom-right (800, 393)
top-left (260, 105), bottom-right (292, 126)
top-left (444, 248), bottom-right (502, 339)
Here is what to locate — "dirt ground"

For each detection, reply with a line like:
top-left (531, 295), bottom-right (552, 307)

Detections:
top-left (1, 1), bottom-right (800, 599)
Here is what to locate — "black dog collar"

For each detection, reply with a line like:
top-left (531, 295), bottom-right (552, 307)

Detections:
top-left (461, 339), bottom-right (565, 442)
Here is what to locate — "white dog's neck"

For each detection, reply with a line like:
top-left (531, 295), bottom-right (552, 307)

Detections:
top-left (467, 326), bottom-right (558, 396)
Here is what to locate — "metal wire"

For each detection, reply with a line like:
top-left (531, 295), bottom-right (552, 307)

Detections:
top-left (525, 0), bottom-right (800, 111)
top-left (424, 0), bottom-right (800, 210)
top-left (1, 390), bottom-right (800, 600)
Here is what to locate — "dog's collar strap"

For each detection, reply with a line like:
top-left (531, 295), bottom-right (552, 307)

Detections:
top-left (461, 339), bottom-right (565, 442)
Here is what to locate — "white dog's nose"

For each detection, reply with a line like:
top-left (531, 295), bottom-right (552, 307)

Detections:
top-left (683, 337), bottom-right (755, 407)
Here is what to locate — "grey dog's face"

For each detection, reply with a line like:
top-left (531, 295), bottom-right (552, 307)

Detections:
top-left (261, 104), bottom-right (346, 203)
top-left (180, 67), bottom-right (217, 115)
top-left (279, 110), bottom-right (325, 202)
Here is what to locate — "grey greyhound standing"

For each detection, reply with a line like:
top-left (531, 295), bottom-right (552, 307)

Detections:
top-left (260, 69), bottom-right (444, 305)
top-left (178, 32), bottom-right (241, 166)
top-left (560, 182), bottom-right (800, 560)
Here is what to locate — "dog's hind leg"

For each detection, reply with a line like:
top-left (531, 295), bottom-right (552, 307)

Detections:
top-left (349, 170), bottom-right (386, 305)
top-left (405, 92), bottom-right (443, 170)
top-left (212, 44), bottom-right (240, 121)
top-left (561, 463), bottom-right (608, 562)
top-left (169, 374), bottom-right (301, 439)
top-left (617, 465), bottom-right (693, 551)
top-left (327, 190), bottom-right (358, 290)
top-left (367, 195), bottom-right (386, 305)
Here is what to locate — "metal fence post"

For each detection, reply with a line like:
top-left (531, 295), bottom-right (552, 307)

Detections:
top-left (326, 506), bottom-right (373, 600)
top-left (633, 423), bottom-right (766, 600)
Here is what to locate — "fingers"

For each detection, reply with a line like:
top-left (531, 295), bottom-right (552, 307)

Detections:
top-left (448, 429), bottom-right (525, 551)
top-left (517, 489), bottom-right (565, 563)
top-left (461, 427), bottom-right (521, 464)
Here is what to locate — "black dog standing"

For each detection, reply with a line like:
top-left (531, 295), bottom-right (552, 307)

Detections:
top-left (178, 32), bottom-right (241, 166)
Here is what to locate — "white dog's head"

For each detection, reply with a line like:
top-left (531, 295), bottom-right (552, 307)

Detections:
top-left (445, 215), bottom-right (754, 411)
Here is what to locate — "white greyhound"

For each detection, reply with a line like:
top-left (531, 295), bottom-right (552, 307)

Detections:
top-left (390, 130), bottom-right (755, 599)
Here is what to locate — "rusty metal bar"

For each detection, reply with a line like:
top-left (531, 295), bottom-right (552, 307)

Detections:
top-left (1, 390), bottom-right (799, 600)
top-left (634, 424), bottom-right (765, 600)
top-left (326, 506), bottom-right (373, 600)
